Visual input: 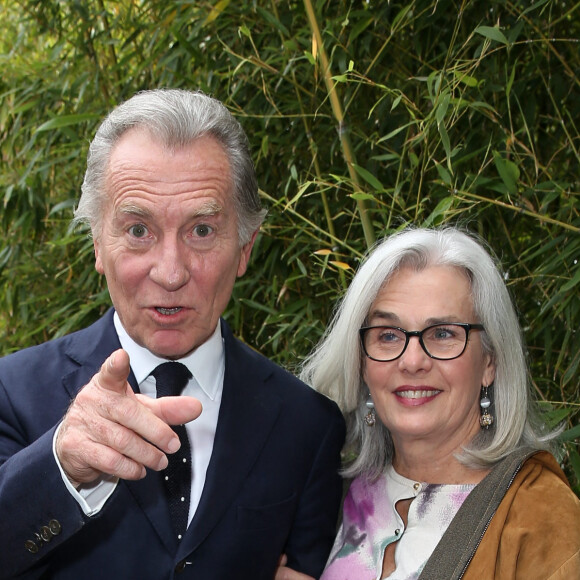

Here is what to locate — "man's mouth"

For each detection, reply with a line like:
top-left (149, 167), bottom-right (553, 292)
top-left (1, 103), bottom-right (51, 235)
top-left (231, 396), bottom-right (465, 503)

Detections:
top-left (155, 307), bottom-right (183, 315)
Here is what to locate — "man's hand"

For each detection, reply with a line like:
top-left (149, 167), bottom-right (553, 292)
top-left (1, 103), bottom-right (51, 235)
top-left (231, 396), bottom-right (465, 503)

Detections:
top-left (55, 349), bottom-right (202, 487)
top-left (274, 555), bottom-right (316, 580)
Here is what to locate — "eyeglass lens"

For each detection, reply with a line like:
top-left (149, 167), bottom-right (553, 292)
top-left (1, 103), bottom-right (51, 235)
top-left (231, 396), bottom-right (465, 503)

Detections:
top-left (363, 324), bottom-right (469, 361)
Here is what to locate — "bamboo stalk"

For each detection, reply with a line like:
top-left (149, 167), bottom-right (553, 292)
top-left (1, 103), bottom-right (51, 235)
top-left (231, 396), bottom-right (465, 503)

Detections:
top-left (303, 0), bottom-right (376, 248)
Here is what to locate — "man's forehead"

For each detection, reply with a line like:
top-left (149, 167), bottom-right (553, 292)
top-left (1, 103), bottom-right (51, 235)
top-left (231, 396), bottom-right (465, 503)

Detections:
top-left (109, 127), bottom-right (226, 161)
top-left (102, 129), bottom-right (234, 216)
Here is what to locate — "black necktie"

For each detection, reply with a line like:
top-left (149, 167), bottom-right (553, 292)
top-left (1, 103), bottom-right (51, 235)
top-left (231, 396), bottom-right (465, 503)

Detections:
top-left (151, 362), bottom-right (193, 542)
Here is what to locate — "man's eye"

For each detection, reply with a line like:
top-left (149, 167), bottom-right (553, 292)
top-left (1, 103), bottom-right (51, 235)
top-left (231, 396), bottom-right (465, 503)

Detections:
top-left (193, 224), bottom-right (213, 237)
top-left (129, 224), bottom-right (148, 238)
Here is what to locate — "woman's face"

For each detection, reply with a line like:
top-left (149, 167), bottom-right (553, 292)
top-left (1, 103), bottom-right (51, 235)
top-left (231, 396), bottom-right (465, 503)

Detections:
top-left (363, 265), bottom-right (496, 452)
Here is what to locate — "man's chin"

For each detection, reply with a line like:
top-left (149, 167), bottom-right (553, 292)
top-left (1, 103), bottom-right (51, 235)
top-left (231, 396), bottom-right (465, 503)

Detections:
top-left (143, 331), bottom-right (206, 360)
top-left (148, 343), bottom-right (198, 360)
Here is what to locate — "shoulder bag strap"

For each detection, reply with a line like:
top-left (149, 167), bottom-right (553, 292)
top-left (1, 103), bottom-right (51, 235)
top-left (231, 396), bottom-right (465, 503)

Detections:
top-left (417, 447), bottom-right (538, 580)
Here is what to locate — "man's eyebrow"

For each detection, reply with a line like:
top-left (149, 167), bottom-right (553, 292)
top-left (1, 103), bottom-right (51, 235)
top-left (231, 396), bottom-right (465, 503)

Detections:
top-left (116, 204), bottom-right (152, 219)
top-left (189, 200), bottom-right (223, 217)
top-left (115, 200), bottom-right (223, 219)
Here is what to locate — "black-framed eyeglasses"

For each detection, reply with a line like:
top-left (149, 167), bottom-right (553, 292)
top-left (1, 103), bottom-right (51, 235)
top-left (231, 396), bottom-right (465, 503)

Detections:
top-left (359, 323), bottom-right (485, 362)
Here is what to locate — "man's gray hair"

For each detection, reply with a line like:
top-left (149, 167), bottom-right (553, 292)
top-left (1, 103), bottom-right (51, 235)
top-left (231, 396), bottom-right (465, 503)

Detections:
top-left (300, 226), bottom-right (554, 479)
top-left (74, 89), bottom-right (266, 244)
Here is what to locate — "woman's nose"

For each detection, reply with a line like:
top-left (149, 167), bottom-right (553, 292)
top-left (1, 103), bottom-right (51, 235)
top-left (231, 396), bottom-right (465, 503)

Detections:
top-left (397, 336), bottom-right (432, 372)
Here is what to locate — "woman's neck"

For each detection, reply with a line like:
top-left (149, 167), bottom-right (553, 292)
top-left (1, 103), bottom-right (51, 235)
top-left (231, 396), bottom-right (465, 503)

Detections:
top-left (391, 440), bottom-right (490, 484)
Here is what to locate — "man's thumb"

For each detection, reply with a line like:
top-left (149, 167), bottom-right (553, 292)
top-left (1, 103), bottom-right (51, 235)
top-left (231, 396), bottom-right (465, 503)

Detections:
top-left (97, 349), bottom-right (132, 393)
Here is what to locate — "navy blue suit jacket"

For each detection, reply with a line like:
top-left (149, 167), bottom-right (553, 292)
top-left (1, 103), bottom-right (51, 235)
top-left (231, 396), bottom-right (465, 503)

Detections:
top-left (0, 310), bottom-right (345, 579)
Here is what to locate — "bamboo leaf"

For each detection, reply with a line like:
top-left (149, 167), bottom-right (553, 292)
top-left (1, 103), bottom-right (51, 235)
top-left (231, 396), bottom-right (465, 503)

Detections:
top-left (560, 267), bottom-right (580, 292)
top-left (378, 120), bottom-right (416, 143)
top-left (205, 0), bottom-right (231, 24)
top-left (453, 71), bottom-right (479, 87)
top-left (475, 26), bottom-right (510, 46)
top-left (352, 164), bottom-right (384, 191)
top-left (434, 161), bottom-right (452, 185)
top-left (256, 7), bottom-right (290, 37)
top-left (493, 151), bottom-right (520, 194)
top-left (350, 192), bottom-right (377, 201)
top-left (559, 423), bottom-right (580, 443)
top-left (391, 94), bottom-right (402, 111)
top-left (35, 114), bottom-right (100, 132)
top-left (520, 0), bottom-right (550, 18)
top-left (329, 261), bottom-right (351, 271)
top-left (423, 197), bottom-right (455, 227)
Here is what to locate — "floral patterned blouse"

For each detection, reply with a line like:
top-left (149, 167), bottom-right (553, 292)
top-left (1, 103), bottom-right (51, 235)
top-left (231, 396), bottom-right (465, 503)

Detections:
top-left (321, 466), bottom-right (475, 580)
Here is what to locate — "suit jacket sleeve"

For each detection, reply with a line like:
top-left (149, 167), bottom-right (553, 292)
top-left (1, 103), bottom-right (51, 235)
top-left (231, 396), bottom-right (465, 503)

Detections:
top-left (0, 371), bottom-right (87, 577)
top-left (0, 416), bottom-right (87, 578)
top-left (283, 406), bottom-right (346, 577)
top-left (0, 312), bottom-right (118, 579)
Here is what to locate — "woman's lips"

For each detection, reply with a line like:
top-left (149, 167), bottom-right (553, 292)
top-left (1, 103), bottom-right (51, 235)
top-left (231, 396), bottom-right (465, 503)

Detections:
top-left (394, 387), bottom-right (442, 405)
top-left (396, 389), bottom-right (441, 399)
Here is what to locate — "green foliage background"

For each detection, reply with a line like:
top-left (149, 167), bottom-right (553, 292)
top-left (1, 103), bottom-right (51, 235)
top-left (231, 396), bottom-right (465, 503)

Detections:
top-left (1, 0), bottom-right (578, 490)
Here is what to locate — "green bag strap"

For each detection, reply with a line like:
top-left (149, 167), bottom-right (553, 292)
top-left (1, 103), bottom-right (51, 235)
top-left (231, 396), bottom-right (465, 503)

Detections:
top-left (418, 447), bottom-right (538, 580)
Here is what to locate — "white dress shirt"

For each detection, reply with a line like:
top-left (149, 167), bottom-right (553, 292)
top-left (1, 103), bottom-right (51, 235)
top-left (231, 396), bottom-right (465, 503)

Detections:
top-left (54, 312), bottom-right (224, 526)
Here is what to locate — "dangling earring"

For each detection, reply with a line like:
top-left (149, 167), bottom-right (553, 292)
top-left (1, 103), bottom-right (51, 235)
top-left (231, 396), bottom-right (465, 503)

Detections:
top-left (479, 385), bottom-right (493, 429)
top-left (365, 393), bottom-right (376, 427)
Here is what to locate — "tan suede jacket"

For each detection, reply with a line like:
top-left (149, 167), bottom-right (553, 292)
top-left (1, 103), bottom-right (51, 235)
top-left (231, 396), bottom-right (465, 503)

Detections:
top-left (463, 451), bottom-right (580, 579)
top-left (418, 450), bottom-right (579, 580)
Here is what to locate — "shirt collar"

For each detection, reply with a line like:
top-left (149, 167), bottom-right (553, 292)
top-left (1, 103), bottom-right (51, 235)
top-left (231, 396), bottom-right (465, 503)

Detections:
top-left (113, 312), bottom-right (224, 400)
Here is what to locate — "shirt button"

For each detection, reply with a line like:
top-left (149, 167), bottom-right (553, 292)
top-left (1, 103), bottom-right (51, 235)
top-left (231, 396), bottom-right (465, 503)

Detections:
top-left (24, 540), bottom-right (39, 554)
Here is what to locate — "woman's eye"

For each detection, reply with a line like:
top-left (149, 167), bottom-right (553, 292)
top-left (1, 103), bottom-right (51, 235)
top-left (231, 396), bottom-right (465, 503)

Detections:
top-left (129, 224), bottom-right (148, 238)
top-left (433, 326), bottom-right (454, 339)
top-left (193, 224), bottom-right (213, 237)
top-left (379, 330), bottom-right (399, 342)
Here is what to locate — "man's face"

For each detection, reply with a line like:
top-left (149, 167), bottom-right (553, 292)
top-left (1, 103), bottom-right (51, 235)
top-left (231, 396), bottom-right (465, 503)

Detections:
top-left (94, 129), bottom-right (256, 359)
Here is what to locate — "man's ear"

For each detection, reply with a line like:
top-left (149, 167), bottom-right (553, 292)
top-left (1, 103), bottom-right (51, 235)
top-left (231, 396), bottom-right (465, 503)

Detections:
top-left (236, 229), bottom-right (259, 277)
top-left (94, 238), bottom-right (104, 274)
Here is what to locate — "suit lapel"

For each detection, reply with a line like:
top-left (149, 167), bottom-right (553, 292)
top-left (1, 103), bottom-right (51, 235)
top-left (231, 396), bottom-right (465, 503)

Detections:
top-left (125, 471), bottom-right (177, 554)
top-left (179, 321), bottom-right (283, 556)
top-left (62, 308), bottom-right (138, 397)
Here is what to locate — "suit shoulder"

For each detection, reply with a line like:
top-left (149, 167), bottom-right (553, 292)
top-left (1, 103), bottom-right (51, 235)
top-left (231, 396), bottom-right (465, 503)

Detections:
top-left (0, 311), bottom-right (114, 380)
top-left (0, 331), bottom-right (74, 374)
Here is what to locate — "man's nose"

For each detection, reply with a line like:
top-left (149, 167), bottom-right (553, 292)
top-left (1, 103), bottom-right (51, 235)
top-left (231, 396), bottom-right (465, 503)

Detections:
top-left (149, 238), bottom-right (190, 290)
